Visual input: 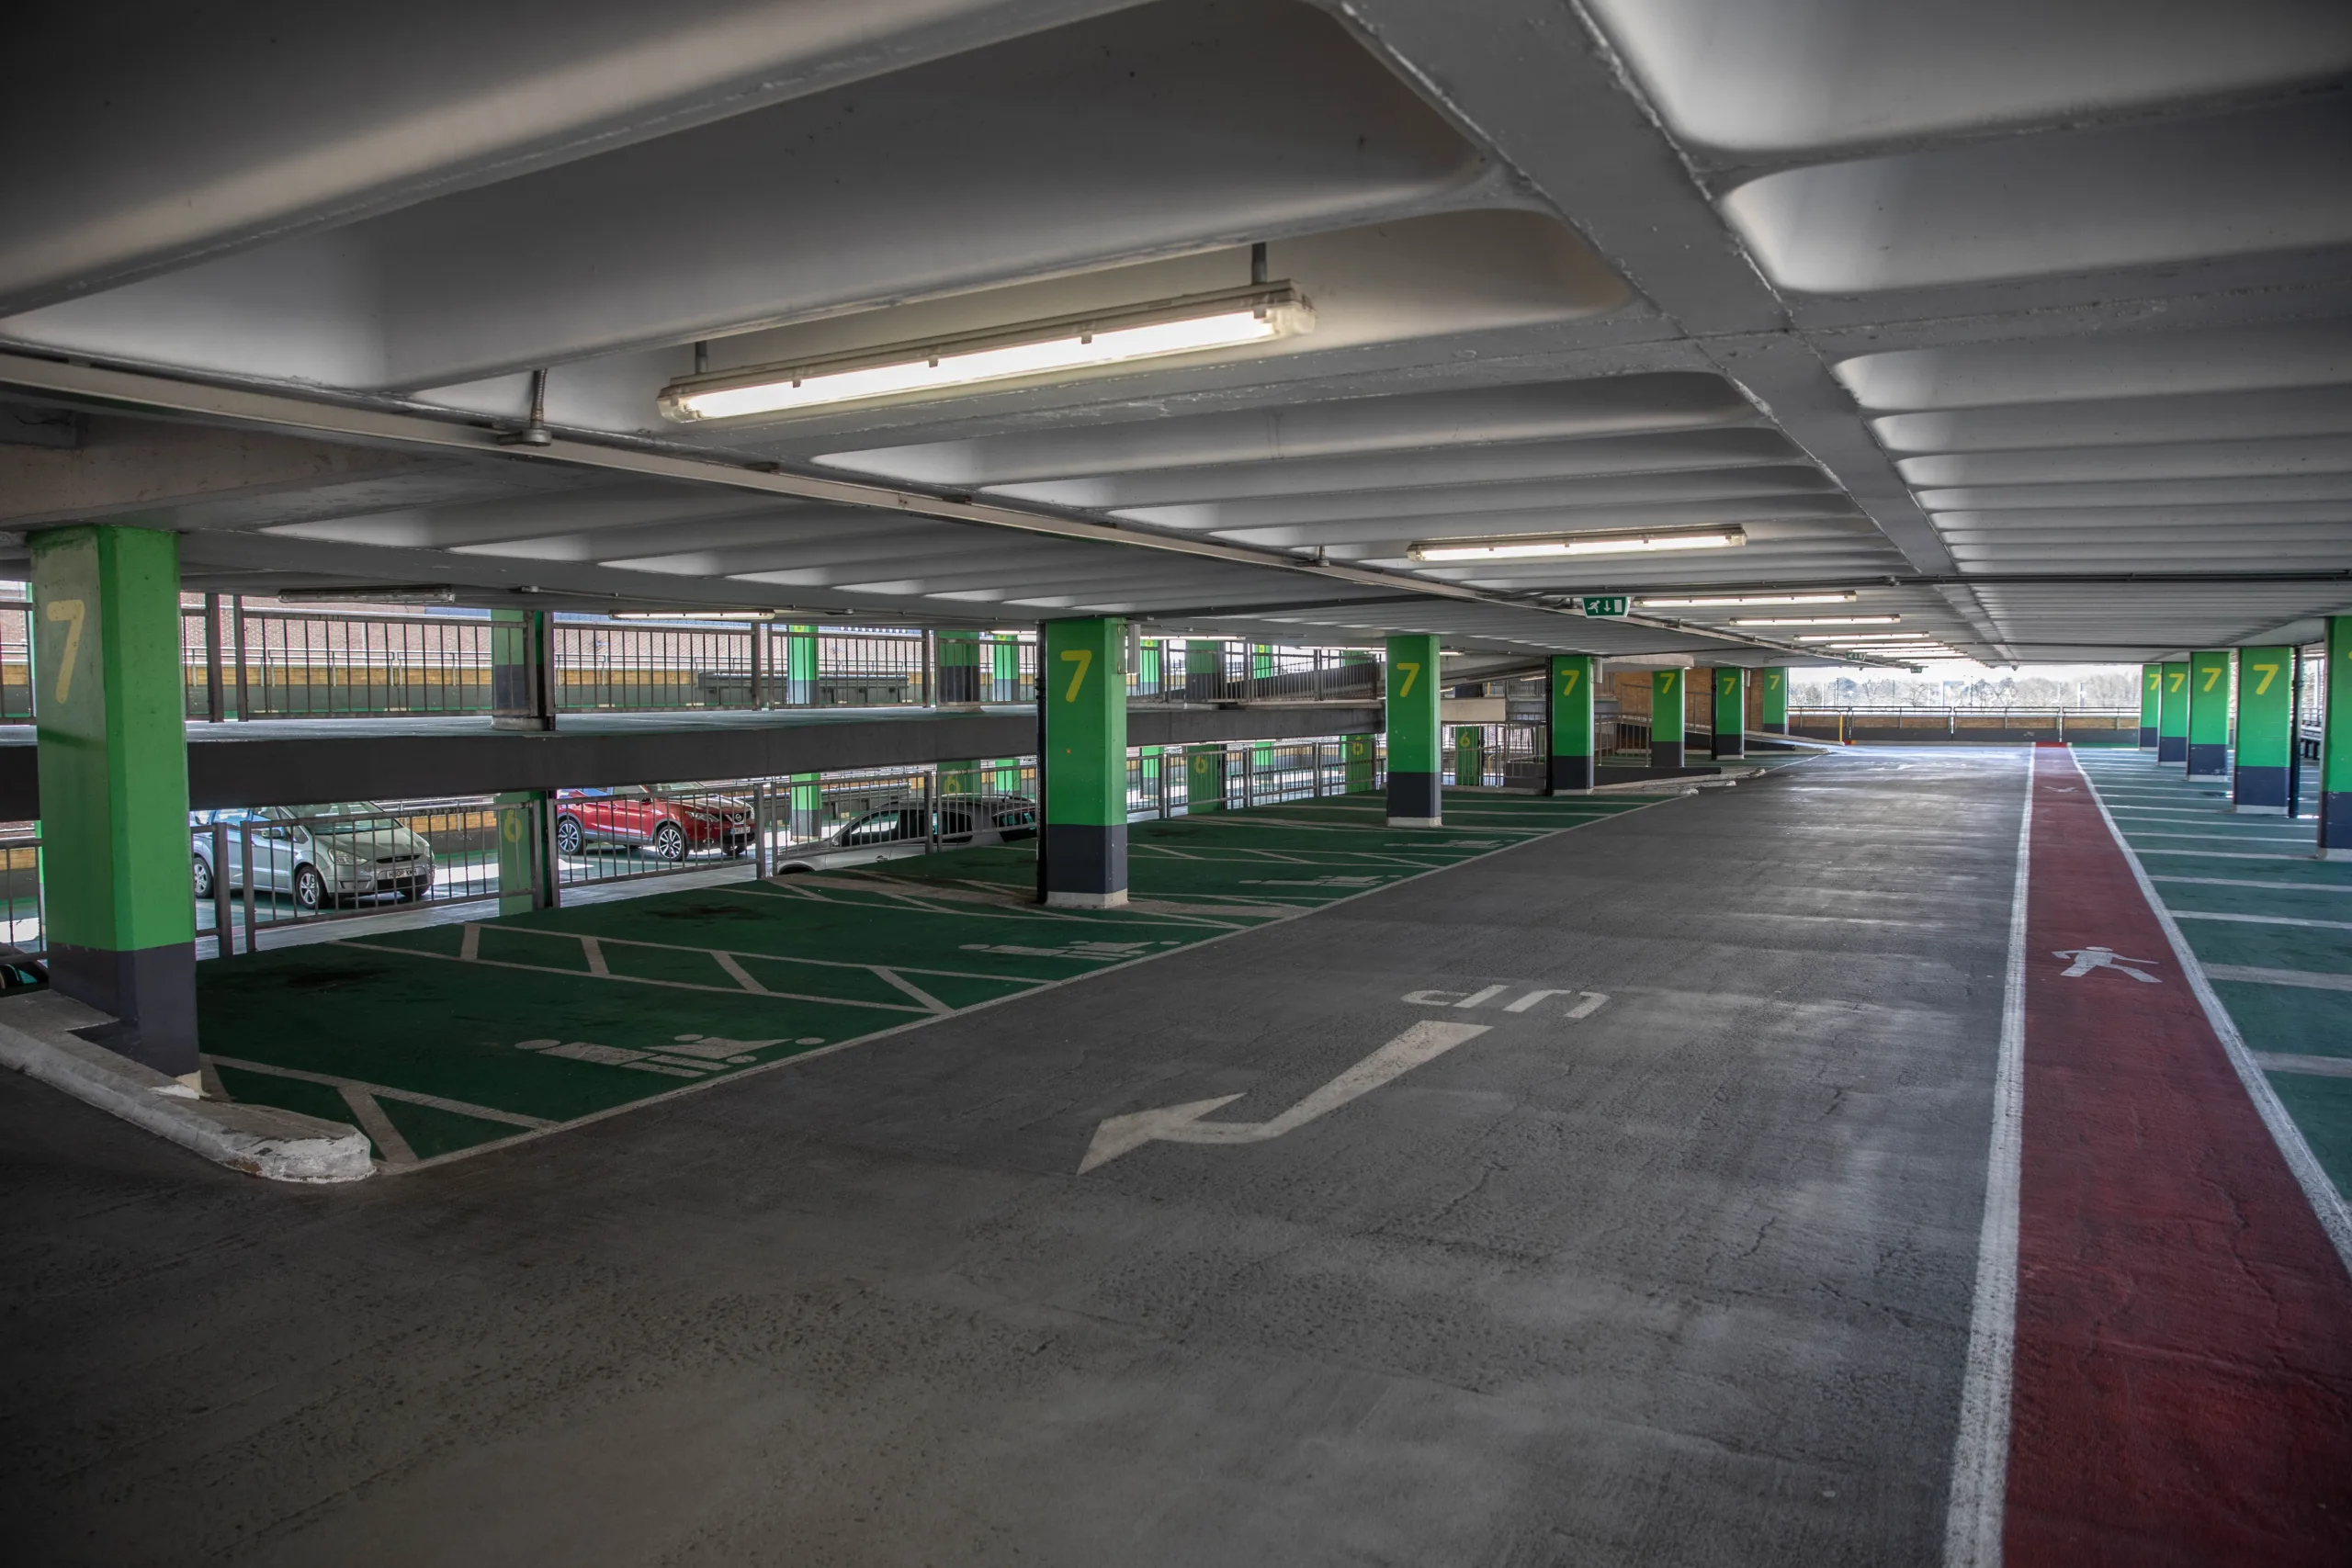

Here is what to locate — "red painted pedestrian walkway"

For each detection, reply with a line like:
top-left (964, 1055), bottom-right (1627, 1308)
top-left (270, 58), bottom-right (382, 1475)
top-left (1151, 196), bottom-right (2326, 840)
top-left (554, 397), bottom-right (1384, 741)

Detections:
top-left (2007, 749), bottom-right (2352, 1563)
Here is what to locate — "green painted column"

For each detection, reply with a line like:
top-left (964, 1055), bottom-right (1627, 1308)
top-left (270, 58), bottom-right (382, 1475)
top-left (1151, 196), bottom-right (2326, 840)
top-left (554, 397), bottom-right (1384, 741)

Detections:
top-left (1343, 730), bottom-right (1376, 795)
top-left (785, 625), bottom-right (818, 706)
top-left (495, 790), bottom-right (548, 915)
top-left (1651, 668), bottom-right (1687, 769)
top-left (790, 772), bottom-right (821, 840)
top-left (1759, 667), bottom-right (1790, 736)
top-left (2322, 617), bottom-right (2352, 859)
top-left (939, 759), bottom-right (984, 795)
top-left (2233, 647), bottom-right (2293, 814)
top-left (2157, 660), bottom-right (2189, 763)
top-left (1384, 633), bottom-right (1442, 826)
top-left (2139, 662), bottom-right (2163, 749)
top-left (1547, 654), bottom-right (1596, 792)
top-left (2187, 649), bottom-right (2232, 777)
top-left (31, 525), bottom-right (198, 1075)
top-left (989, 635), bottom-right (1020, 703)
top-left (1040, 617), bottom-right (1127, 907)
top-left (492, 609), bottom-right (555, 730)
top-left (1711, 667), bottom-right (1748, 761)
top-left (937, 628), bottom-right (981, 705)
top-left (1186, 743), bottom-right (1227, 813)
top-left (1182, 637), bottom-right (1221, 701)
top-left (1454, 726), bottom-right (1484, 787)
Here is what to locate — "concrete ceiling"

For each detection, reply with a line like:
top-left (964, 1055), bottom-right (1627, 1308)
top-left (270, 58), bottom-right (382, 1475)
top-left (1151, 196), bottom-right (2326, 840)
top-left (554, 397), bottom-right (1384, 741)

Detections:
top-left (2, 0), bottom-right (2346, 663)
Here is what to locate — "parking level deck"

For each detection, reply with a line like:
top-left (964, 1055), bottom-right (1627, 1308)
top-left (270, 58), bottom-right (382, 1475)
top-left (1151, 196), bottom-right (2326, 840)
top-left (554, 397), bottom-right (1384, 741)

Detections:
top-left (8, 750), bottom-right (2347, 1564)
top-left (198, 790), bottom-right (1662, 1168)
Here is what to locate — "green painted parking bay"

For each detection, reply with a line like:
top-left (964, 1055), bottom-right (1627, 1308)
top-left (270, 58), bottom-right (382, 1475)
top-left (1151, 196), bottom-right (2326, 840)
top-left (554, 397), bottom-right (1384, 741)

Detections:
top-left (198, 790), bottom-right (1661, 1168)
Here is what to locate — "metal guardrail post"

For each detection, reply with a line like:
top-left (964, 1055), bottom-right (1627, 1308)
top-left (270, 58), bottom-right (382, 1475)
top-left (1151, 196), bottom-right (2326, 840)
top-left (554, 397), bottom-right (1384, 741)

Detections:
top-left (231, 595), bottom-right (249, 719)
top-left (202, 593), bottom-right (225, 723)
top-left (241, 832), bottom-right (257, 949)
top-left (210, 822), bottom-right (233, 956)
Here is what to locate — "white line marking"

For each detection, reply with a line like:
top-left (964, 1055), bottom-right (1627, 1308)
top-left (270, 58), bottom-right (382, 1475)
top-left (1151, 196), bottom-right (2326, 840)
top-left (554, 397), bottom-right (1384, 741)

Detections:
top-left (2077, 760), bottom-right (2352, 1277)
top-left (579, 935), bottom-right (609, 976)
top-left (2172, 910), bottom-right (2352, 931)
top-left (1455, 984), bottom-right (1509, 1009)
top-left (1503, 988), bottom-right (1574, 1013)
top-left (1079, 1020), bottom-right (1489, 1173)
top-left (1942, 748), bottom-right (2030, 1568)
top-left (872, 966), bottom-right (951, 1014)
top-left (2126, 848), bottom-right (2303, 861)
top-left (2202, 964), bottom-right (2352, 992)
top-left (2151, 875), bottom-right (2352, 894)
top-left (332, 939), bottom-right (925, 1013)
top-left (2124, 831), bottom-right (2315, 843)
top-left (1564, 991), bottom-right (1611, 1021)
top-left (2254, 1053), bottom-right (2352, 1079)
top-left (459, 923), bottom-right (481, 961)
top-left (336, 1083), bottom-right (419, 1167)
top-left (711, 951), bottom-right (768, 994)
top-left (206, 1055), bottom-right (555, 1129)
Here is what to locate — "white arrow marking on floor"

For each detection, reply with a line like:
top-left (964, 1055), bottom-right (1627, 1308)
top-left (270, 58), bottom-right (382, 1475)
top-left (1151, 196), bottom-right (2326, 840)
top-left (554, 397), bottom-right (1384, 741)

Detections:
top-left (1078, 1020), bottom-right (1489, 1173)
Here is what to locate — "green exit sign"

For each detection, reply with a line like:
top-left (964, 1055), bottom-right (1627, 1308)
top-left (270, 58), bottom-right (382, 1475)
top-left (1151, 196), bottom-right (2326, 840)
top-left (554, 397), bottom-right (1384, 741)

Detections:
top-left (1581, 595), bottom-right (1629, 617)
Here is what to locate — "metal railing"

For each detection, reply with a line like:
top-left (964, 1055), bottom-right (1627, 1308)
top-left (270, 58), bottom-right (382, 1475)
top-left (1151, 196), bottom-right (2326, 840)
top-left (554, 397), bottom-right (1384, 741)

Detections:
top-left (1788, 706), bottom-right (2139, 742)
top-left (1123, 736), bottom-right (1384, 817)
top-left (0, 827), bottom-right (43, 956)
top-left (1128, 642), bottom-right (1383, 705)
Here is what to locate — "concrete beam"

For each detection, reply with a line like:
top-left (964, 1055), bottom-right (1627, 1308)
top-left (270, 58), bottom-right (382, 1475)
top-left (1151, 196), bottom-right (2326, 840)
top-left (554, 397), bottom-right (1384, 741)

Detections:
top-left (0, 417), bottom-right (430, 529)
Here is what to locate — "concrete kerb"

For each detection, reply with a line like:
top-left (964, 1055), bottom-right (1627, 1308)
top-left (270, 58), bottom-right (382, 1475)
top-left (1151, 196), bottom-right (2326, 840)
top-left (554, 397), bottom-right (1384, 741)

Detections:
top-left (0, 991), bottom-right (373, 1183)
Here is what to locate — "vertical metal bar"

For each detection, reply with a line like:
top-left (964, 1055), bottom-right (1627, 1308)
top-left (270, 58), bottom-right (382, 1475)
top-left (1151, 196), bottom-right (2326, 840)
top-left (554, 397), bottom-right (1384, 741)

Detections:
top-left (202, 593), bottom-right (225, 722)
top-left (232, 595), bottom-right (249, 719)
top-left (754, 783), bottom-right (770, 876)
top-left (241, 832), bottom-right (257, 949)
top-left (2287, 648), bottom-right (2304, 819)
top-left (750, 622), bottom-right (766, 710)
top-left (210, 822), bottom-right (232, 956)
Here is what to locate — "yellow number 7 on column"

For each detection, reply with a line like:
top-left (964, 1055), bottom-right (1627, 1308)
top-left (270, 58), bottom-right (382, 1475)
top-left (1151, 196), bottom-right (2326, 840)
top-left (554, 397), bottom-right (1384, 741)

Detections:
top-left (2251, 662), bottom-right (2278, 695)
top-left (1059, 648), bottom-right (1091, 702)
top-left (45, 599), bottom-right (86, 705)
top-left (1395, 660), bottom-right (1419, 698)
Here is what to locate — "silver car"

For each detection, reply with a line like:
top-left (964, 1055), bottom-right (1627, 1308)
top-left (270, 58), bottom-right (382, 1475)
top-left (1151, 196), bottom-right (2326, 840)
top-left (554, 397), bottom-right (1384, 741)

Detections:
top-left (773, 794), bottom-right (1037, 874)
top-left (193, 804), bottom-right (436, 911)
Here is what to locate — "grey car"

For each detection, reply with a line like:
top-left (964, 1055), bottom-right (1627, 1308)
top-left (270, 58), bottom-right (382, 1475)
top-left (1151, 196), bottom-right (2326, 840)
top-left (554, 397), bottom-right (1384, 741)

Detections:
top-left (773, 794), bottom-right (1037, 874)
top-left (193, 804), bottom-right (436, 911)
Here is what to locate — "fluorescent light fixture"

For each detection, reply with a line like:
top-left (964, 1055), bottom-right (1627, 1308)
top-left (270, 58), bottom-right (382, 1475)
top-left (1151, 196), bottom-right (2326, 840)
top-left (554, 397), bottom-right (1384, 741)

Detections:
top-left (1728, 615), bottom-right (1899, 626)
top-left (1637, 592), bottom-right (1855, 608)
top-left (611, 610), bottom-right (775, 621)
top-left (659, 284), bottom-right (1313, 421)
top-left (1408, 525), bottom-right (1746, 562)
top-left (1798, 632), bottom-right (1929, 644)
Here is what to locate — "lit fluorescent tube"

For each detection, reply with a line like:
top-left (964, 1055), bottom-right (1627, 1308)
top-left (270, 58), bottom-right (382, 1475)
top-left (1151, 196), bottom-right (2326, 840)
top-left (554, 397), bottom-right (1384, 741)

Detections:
top-left (1729, 615), bottom-right (1899, 626)
top-left (1408, 525), bottom-right (1746, 562)
top-left (1797, 632), bottom-right (1927, 643)
top-left (660, 284), bottom-right (1314, 421)
top-left (1637, 592), bottom-right (1855, 608)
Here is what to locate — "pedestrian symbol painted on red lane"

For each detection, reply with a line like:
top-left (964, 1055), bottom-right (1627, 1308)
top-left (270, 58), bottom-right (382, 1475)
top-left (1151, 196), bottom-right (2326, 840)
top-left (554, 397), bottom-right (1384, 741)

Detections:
top-left (2052, 946), bottom-right (2162, 982)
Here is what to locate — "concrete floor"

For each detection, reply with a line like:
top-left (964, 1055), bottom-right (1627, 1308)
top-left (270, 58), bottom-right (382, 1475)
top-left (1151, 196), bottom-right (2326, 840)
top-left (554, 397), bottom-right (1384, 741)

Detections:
top-left (0, 750), bottom-right (2023, 1566)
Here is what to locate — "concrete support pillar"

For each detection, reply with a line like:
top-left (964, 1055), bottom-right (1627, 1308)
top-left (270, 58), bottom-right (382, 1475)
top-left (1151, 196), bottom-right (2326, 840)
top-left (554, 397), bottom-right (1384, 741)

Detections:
top-left (2139, 662), bottom-right (2163, 749)
top-left (1547, 654), bottom-right (1596, 793)
top-left (784, 626), bottom-right (817, 706)
top-left (1454, 726), bottom-right (1484, 788)
top-left (1342, 730), bottom-right (1376, 795)
top-left (790, 773), bottom-right (821, 840)
top-left (2233, 646), bottom-right (2293, 814)
top-left (2157, 660), bottom-right (2189, 763)
top-left (492, 609), bottom-right (556, 731)
top-left (1185, 743), bottom-right (1227, 813)
top-left (1711, 667), bottom-right (1748, 761)
top-left (1384, 633), bottom-right (1441, 827)
top-left (1040, 617), bottom-right (1126, 908)
top-left (2188, 649), bottom-right (2232, 777)
top-left (1759, 667), bottom-right (1789, 736)
top-left (496, 790), bottom-right (552, 914)
top-left (1184, 638), bottom-right (1223, 701)
top-left (30, 525), bottom-right (198, 1076)
top-left (2322, 617), bottom-right (2352, 860)
top-left (1651, 668), bottom-right (1687, 769)
top-left (937, 628), bottom-right (981, 705)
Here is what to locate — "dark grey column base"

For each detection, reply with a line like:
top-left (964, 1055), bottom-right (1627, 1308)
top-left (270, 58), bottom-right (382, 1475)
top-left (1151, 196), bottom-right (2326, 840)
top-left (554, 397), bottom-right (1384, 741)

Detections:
top-left (2233, 765), bottom-right (2288, 811)
top-left (2139, 726), bottom-right (2158, 748)
top-left (1651, 740), bottom-right (1685, 769)
top-left (1387, 771), bottom-right (1440, 824)
top-left (48, 942), bottom-right (198, 1077)
top-left (937, 665), bottom-right (981, 705)
top-left (1546, 755), bottom-right (1595, 793)
top-left (2187, 742), bottom-right (2228, 777)
top-left (2323, 793), bottom-right (2352, 858)
top-left (1041, 822), bottom-right (1126, 907)
top-left (2157, 736), bottom-right (2186, 762)
top-left (1712, 732), bottom-right (1746, 761)
top-left (1762, 721), bottom-right (1788, 736)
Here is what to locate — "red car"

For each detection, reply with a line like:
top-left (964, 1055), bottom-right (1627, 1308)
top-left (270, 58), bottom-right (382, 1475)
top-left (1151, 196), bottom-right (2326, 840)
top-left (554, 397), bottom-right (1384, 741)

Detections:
top-left (554, 785), bottom-right (753, 861)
